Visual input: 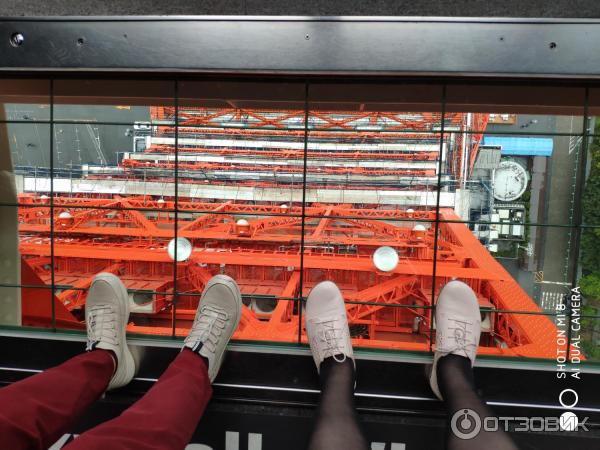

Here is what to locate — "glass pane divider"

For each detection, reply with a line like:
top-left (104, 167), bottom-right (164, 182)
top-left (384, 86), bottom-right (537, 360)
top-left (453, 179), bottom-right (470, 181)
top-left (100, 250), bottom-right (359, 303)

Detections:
top-left (428, 83), bottom-right (447, 354)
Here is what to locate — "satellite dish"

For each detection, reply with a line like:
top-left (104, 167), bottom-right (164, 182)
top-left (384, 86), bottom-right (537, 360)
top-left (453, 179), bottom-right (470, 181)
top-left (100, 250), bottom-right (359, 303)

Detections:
top-left (167, 237), bottom-right (192, 262)
top-left (236, 219), bottom-right (249, 226)
top-left (58, 212), bottom-right (72, 219)
top-left (373, 246), bottom-right (399, 272)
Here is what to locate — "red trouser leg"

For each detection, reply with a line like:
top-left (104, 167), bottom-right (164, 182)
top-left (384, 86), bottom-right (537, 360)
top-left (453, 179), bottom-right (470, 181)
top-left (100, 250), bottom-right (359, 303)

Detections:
top-left (0, 350), bottom-right (114, 450)
top-left (66, 348), bottom-right (212, 450)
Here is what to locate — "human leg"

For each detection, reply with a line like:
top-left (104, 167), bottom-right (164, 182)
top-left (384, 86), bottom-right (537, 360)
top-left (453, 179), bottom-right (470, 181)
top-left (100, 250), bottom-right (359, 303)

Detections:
top-left (305, 281), bottom-right (368, 450)
top-left (65, 274), bottom-right (242, 450)
top-left (0, 350), bottom-right (114, 450)
top-left (64, 349), bottom-right (212, 450)
top-left (0, 272), bottom-right (135, 450)
top-left (429, 280), bottom-right (518, 450)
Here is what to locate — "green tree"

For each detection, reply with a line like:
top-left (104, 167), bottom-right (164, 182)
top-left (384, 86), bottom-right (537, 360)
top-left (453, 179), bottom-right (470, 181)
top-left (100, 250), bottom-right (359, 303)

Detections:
top-left (580, 230), bottom-right (600, 277)
top-left (580, 126), bottom-right (600, 277)
top-left (580, 274), bottom-right (600, 305)
top-left (578, 123), bottom-right (600, 361)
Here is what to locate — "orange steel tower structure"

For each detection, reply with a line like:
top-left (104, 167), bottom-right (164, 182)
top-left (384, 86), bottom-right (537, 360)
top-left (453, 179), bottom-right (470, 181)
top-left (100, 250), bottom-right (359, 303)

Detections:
top-left (16, 106), bottom-right (559, 359)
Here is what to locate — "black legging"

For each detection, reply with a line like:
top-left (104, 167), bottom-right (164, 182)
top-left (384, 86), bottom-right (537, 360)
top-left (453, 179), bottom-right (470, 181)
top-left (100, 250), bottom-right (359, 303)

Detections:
top-left (308, 357), bottom-right (368, 450)
top-left (307, 355), bottom-right (519, 450)
top-left (437, 354), bottom-right (519, 450)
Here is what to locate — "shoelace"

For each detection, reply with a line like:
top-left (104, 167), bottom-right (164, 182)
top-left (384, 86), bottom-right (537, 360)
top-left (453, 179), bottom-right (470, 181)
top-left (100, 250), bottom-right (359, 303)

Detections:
top-left (447, 317), bottom-right (477, 355)
top-left (187, 304), bottom-right (229, 353)
top-left (315, 317), bottom-right (347, 363)
top-left (86, 304), bottom-right (117, 351)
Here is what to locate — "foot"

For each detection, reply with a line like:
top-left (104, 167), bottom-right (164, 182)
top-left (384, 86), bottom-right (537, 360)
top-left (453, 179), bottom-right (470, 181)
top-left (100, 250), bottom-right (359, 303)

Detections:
top-left (429, 280), bottom-right (481, 400)
top-left (184, 274), bottom-right (242, 382)
top-left (86, 272), bottom-right (135, 390)
top-left (305, 281), bottom-right (354, 373)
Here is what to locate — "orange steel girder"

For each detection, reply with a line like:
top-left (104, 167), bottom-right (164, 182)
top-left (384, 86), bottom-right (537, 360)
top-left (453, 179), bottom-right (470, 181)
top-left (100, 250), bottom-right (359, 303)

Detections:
top-left (153, 126), bottom-right (446, 141)
top-left (18, 194), bottom-right (439, 221)
top-left (144, 144), bottom-right (440, 161)
top-left (17, 194), bottom-right (557, 358)
top-left (346, 276), bottom-right (419, 322)
top-left (121, 159), bottom-right (436, 178)
top-left (152, 107), bottom-right (464, 131)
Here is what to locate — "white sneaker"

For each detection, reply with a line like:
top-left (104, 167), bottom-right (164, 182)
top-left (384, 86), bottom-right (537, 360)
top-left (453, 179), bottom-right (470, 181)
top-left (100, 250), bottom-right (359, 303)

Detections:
top-left (184, 275), bottom-right (242, 382)
top-left (429, 280), bottom-right (481, 400)
top-left (85, 272), bottom-right (135, 391)
top-left (305, 281), bottom-right (354, 373)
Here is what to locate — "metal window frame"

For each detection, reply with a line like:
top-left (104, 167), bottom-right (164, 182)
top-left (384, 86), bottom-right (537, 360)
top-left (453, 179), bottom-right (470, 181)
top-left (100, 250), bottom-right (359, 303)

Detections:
top-left (0, 16), bottom-right (599, 367)
top-left (1, 16), bottom-right (600, 77)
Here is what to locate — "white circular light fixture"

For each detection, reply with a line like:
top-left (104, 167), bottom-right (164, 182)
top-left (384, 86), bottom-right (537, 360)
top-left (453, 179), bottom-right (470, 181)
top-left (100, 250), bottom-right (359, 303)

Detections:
top-left (58, 211), bottom-right (72, 219)
top-left (167, 237), bottom-right (193, 262)
top-left (236, 219), bottom-right (249, 226)
top-left (373, 246), bottom-right (399, 272)
top-left (412, 224), bottom-right (427, 240)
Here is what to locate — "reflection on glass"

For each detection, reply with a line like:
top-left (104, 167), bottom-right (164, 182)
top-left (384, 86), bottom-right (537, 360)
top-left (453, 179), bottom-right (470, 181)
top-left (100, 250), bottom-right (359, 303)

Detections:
top-left (307, 83), bottom-right (446, 211)
top-left (175, 80), bottom-right (306, 208)
top-left (0, 79), bottom-right (596, 361)
top-left (446, 84), bottom-right (585, 134)
top-left (0, 79), bottom-right (50, 122)
top-left (53, 79), bottom-right (174, 124)
top-left (3, 123), bottom-right (51, 176)
top-left (49, 124), bottom-right (176, 201)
